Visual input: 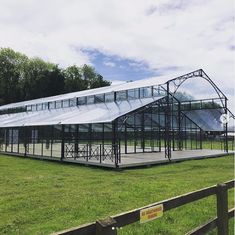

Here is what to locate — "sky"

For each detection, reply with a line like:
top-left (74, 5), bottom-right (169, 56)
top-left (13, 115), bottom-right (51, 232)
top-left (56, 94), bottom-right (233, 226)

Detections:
top-left (0, 0), bottom-right (234, 111)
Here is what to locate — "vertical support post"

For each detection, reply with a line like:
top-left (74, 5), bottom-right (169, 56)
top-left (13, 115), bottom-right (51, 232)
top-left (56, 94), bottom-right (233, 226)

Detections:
top-left (200, 129), bottom-right (202, 149)
top-left (211, 135), bottom-right (212, 150)
top-left (11, 128), bottom-right (13, 152)
top-left (4, 128), bottom-right (7, 152)
top-left (178, 101), bottom-right (182, 150)
top-left (100, 144), bottom-right (102, 163)
top-left (224, 98), bottom-right (228, 153)
top-left (50, 126), bottom-right (54, 157)
top-left (158, 103), bottom-right (161, 152)
top-left (124, 117), bottom-right (127, 154)
top-left (61, 125), bottom-right (65, 160)
top-left (150, 106), bottom-right (154, 152)
top-left (118, 139), bottom-right (121, 163)
top-left (75, 124), bottom-right (79, 159)
top-left (134, 114), bottom-right (137, 153)
top-left (190, 122), bottom-right (192, 150)
top-left (141, 111), bottom-right (145, 152)
top-left (102, 123), bottom-right (105, 156)
top-left (41, 126), bottom-right (44, 156)
top-left (165, 82), bottom-right (171, 160)
top-left (24, 127), bottom-right (28, 157)
top-left (216, 183), bottom-right (228, 235)
top-left (32, 128), bottom-right (35, 155)
top-left (184, 117), bottom-right (187, 150)
top-left (171, 99), bottom-right (174, 151)
top-left (89, 124), bottom-right (92, 159)
top-left (112, 120), bottom-right (119, 168)
top-left (17, 128), bottom-right (20, 153)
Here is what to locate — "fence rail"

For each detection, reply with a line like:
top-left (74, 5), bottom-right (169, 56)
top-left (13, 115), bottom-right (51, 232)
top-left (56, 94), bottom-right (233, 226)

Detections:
top-left (51, 179), bottom-right (234, 235)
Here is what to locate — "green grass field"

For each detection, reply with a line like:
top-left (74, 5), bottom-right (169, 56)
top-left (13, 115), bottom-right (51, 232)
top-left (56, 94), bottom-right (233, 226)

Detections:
top-left (0, 154), bottom-right (234, 235)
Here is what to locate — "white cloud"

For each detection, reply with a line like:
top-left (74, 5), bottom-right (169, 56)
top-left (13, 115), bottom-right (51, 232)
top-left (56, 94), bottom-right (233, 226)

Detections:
top-left (0, 0), bottom-right (234, 111)
top-left (103, 61), bottom-right (116, 67)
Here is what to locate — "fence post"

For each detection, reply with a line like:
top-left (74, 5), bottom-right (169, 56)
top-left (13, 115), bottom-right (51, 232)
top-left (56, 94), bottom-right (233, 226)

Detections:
top-left (99, 144), bottom-right (102, 163)
top-left (216, 183), bottom-right (228, 235)
top-left (96, 217), bottom-right (117, 235)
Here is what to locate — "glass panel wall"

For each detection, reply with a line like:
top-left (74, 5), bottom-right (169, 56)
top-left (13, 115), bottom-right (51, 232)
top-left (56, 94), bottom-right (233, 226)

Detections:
top-left (116, 91), bottom-right (127, 101)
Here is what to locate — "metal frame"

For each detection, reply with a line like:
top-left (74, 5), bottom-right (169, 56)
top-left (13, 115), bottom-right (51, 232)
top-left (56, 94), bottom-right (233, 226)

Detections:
top-left (161, 69), bottom-right (234, 154)
top-left (0, 69), bottom-right (234, 168)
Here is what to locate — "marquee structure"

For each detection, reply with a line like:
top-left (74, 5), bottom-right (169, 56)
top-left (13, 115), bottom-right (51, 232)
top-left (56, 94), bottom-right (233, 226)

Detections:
top-left (0, 69), bottom-right (234, 168)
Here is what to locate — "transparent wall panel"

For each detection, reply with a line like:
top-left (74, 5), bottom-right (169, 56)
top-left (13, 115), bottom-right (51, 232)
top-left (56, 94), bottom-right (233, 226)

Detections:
top-left (105, 92), bottom-right (114, 103)
top-left (103, 123), bottom-right (112, 144)
top-left (11, 129), bottom-right (19, 153)
top-left (127, 89), bottom-right (139, 100)
top-left (91, 123), bottom-right (103, 145)
top-left (125, 124), bottom-right (135, 153)
top-left (5, 129), bottom-right (12, 152)
top-left (140, 87), bottom-right (152, 98)
top-left (69, 98), bottom-right (77, 107)
top-left (28, 143), bottom-right (34, 155)
top-left (63, 99), bottom-right (70, 108)
top-left (32, 128), bottom-right (41, 156)
top-left (153, 85), bottom-right (166, 97)
top-left (94, 94), bottom-right (104, 104)
top-left (34, 142), bottom-right (42, 156)
top-left (37, 103), bottom-right (43, 111)
top-left (52, 125), bottom-right (62, 158)
top-left (79, 124), bottom-right (89, 142)
top-left (0, 128), bottom-right (5, 152)
top-left (42, 139), bottom-right (52, 157)
top-left (42, 103), bottom-right (48, 110)
top-left (32, 105), bottom-right (37, 111)
top-left (87, 96), bottom-right (94, 105)
top-left (56, 100), bottom-right (62, 109)
top-left (77, 97), bottom-right (86, 105)
top-left (27, 105), bottom-right (32, 111)
top-left (116, 91), bottom-right (127, 101)
top-left (49, 102), bottom-right (56, 110)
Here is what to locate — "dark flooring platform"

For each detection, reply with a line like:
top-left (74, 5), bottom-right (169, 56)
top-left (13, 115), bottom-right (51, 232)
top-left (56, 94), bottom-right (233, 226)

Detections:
top-left (63, 149), bottom-right (234, 169)
top-left (1, 149), bottom-right (234, 169)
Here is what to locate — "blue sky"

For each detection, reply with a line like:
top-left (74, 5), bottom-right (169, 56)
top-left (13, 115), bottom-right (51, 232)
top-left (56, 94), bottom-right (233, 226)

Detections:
top-left (0, 0), bottom-right (234, 110)
top-left (82, 49), bottom-right (160, 83)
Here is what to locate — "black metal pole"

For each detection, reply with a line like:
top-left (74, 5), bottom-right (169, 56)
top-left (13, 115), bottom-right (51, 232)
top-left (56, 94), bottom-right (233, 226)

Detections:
top-left (24, 127), bottom-right (28, 157)
top-left (224, 98), bottom-right (228, 153)
top-left (61, 125), bottom-right (65, 160)
top-left (124, 118), bottom-right (127, 154)
top-left (141, 111), bottom-right (145, 152)
top-left (75, 124), bottom-right (79, 159)
top-left (165, 82), bottom-right (171, 160)
top-left (178, 101), bottom-right (182, 150)
top-left (112, 120), bottom-right (119, 168)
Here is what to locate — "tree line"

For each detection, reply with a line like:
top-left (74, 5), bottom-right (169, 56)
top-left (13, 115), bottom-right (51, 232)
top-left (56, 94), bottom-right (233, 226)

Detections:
top-left (0, 48), bottom-right (111, 106)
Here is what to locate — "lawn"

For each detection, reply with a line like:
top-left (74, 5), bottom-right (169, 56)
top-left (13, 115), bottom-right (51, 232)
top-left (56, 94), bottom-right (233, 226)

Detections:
top-left (0, 154), bottom-right (234, 235)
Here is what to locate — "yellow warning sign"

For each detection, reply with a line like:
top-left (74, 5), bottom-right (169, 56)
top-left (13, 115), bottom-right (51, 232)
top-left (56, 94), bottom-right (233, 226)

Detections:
top-left (140, 204), bottom-right (163, 223)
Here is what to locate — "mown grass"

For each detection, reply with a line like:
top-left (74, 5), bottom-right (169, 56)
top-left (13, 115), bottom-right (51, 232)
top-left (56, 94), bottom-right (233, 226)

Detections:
top-left (0, 154), bottom-right (234, 235)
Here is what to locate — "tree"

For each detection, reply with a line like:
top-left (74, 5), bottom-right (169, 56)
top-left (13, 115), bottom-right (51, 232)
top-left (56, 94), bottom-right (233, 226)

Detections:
top-left (174, 91), bottom-right (194, 101)
top-left (63, 65), bottom-right (86, 93)
top-left (20, 57), bottom-right (64, 100)
top-left (0, 48), bottom-right (28, 105)
top-left (81, 64), bottom-right (111, 89)
top-left (0, 48), bottom-right (111, 106)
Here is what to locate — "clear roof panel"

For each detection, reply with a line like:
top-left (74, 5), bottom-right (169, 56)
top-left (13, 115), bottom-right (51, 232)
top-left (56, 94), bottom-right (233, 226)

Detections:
top-left (0, 73), bottom-right (174, 111)
top-left (0, 97), bottom-right (164, 127)
top-left (182, 109), bottom-right (224, 131)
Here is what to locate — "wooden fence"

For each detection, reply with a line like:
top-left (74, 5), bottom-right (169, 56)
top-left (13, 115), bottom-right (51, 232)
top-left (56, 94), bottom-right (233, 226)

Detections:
top-left (52, 179), bottom-right (234, 235)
